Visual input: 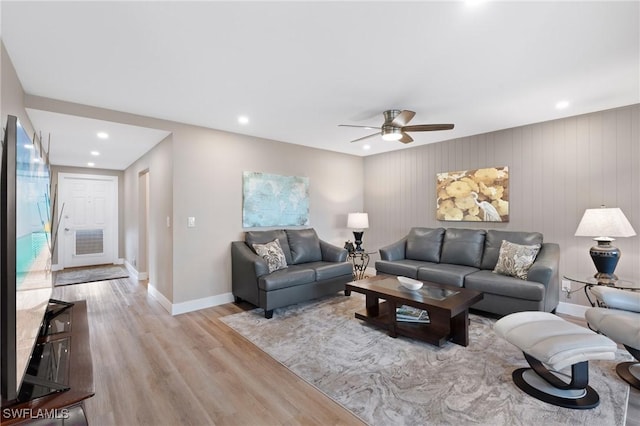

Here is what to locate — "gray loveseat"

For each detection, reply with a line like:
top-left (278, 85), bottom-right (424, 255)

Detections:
top-left (375, 228), bottom-right (560, 316)
top-left (231, 228), bottom-right (352, 318)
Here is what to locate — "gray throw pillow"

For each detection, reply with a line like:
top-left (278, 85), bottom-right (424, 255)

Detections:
top-left (493, 240), bottom-right (541, 280)
top-left (252, 239), bottom-right (288, 273)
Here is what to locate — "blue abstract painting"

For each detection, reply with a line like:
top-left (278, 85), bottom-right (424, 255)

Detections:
top-left (242, 172), bottom-right (310, 228)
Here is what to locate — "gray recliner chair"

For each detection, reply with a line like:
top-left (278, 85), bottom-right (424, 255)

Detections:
top-left (585, 286), bottom-right (640, 390)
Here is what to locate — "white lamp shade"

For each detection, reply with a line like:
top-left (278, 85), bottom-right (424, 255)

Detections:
top-left (347, 212), bottom-right (369, 229)
top-left (575, 207), bottom-right (636, 238)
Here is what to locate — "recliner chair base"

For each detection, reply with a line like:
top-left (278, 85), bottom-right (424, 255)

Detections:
top-left (616, 362), bottom-right (640, 390)
top-left (513, 367), bottom-right (599, 409)
top-left (512, 353), bottom-right (600, 409)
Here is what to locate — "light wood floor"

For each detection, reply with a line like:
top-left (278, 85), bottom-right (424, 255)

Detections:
top-left (52, 276), bottom-right (638, 426)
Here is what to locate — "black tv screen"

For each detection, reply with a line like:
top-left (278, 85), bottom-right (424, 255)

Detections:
top-left (1, 115), bottom-right (53, 401)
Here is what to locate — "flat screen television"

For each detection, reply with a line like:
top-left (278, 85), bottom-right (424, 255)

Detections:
top-left (1, 115), bottom-right (54, 402)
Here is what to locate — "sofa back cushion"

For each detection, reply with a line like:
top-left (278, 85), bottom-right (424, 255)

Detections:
top-left (246, 230), bottom-right (293, 265)
top-left (286, 228), bottom-right (322, 264)
top-left (440, 228), bottom-right (486, 268)
top-left (405, 227), bottom-right (445, 263)
top-left (481, 230), bottom-right (543, 270)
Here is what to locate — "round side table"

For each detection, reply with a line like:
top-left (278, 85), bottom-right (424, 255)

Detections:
top-left (563, 275), bottom-right (638, 307)
top-left (348, 250), bottom-right (375, 280)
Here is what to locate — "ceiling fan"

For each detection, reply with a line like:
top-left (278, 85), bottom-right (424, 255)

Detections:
top-left (339, 109), bottom-right (454, 144)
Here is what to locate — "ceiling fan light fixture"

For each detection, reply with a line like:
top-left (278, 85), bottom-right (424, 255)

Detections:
top-left (381, 125), bottom-right (402, 141)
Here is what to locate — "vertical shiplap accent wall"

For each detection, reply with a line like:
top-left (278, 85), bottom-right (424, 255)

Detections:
top-left (364, 105), bottom-right (639, 306)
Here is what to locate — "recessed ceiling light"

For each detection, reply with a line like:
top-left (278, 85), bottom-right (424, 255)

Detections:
top-left (87, 162), bottom-right (95, 167)
top-left (237, 115), bottom-right (249, 125)
top-left (555, 100), bottom-right (570, 110)
top-left (91, 151), bottom-right (100, 156)
top-left (97, 132), bottom-right (109, 139)
top-left (363, 144), bottom-right (371, 151)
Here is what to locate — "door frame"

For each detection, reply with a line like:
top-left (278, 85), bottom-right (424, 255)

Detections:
top-left (56, 172), bottom-right (119, 269)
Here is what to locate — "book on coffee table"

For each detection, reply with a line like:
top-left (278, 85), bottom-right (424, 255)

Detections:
top-left (396, 305), bottom-right (430, 323)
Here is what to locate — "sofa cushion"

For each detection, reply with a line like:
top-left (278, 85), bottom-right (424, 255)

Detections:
top-left (465, 270), bottom-right (544, 301)
top-left (439, 228), bottom-right (486, 268)
top-left (374, 259), bottom-right (425, 279)
top-left (405, 227), bottom-right (445, 263)
top-left (287, 228), bottom-right (322, 264)
top-left (252, 239), bottom-right (288, 273)
top-left (493, 240), bottom-right (541, 280)
top-left (481, 230), bottom-right (543, 270)
top-left (305, 261), bottom-right (353, 281)
top-left (258, 265), bottom-right (316, 291)
top-left (246, 230), bottom-right (293, 265)
top-left (417, 263), bottom-right (479, 287)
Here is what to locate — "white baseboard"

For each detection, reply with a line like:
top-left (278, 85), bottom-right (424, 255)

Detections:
top-left (115, 258), bottom-right (124, 265)
top-left (171, 292), bottom-right (235, 316)
top-left (51, 263), bottom-right (62, 272)
top-left (146, 283), bottom-right (235, 316)
top-left (124, 260), bottom-right (139, 280)
top-left (556, 301), bottom-right (588, 318)
top-left (147, 283), bottom-right (173, 314)
top-left (123, 260), bottom-right (149, 281)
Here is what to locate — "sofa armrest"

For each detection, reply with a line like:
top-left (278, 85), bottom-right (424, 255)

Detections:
top-left (320, 240), bottom-right (348, 262)
top-left (528, 243), bottom-right (559, 285)
top-left (379, 237), bottom-right (407, 261)
top-left (528, 243), bottom-right (560, 312)
top-left (232, 241), bottom-right (269, 277)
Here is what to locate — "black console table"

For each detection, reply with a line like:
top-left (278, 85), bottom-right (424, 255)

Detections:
top-left (1, 300), bottom-right (94, 425)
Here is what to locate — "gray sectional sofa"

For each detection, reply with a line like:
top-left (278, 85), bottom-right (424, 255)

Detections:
top-left (375, 228), bottom-right (560, 316)
top-left (231, 228), bottom-right (352, 318)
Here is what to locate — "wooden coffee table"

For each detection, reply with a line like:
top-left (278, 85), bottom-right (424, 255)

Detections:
top-left (346, 275), bottom-right (483, 347)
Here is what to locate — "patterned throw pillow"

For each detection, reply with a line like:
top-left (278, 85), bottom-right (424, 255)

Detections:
top-left (252, 239), bottom-right (288, 273)
top-left (493, 240), bottom-right (541, 280)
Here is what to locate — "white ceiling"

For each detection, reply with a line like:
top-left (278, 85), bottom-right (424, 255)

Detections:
top-left (2, 1), bottom-right (639, 170)
top-left (25, 109), bottom-right (171, 170)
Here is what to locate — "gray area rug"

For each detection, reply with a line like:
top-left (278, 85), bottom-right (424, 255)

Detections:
top-left (54, 265), bottom-right (129, 286)
top-left (221, 293), bottom-right (630, 426)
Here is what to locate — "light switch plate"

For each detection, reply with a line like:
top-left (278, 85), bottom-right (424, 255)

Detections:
top-left (188, 217), bottom-right (196, 228)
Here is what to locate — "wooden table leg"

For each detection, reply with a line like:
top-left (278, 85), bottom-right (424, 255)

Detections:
top-left (450, 310), bottom-right (470, 347)
top-left (365, 293), bottom-right (379, 317)
top-left (387, 300), bottom-right (397, 338)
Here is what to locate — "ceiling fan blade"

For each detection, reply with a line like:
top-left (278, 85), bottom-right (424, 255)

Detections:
top-left (391, 110), bottom-right (416, 127)
top-left (402, 124), bottom-right (455, 132)
top-left (350, 132), bottom-right (381, 143)
top-left (338, 124), bottom-right (381, 130)
top-left (399, 133), bottom-right (413, 144)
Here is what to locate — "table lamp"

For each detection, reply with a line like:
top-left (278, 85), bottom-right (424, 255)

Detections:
top-left (574, 206), bottom-right (636, 282)
top-left (347, 212), bottom-right (369, 252)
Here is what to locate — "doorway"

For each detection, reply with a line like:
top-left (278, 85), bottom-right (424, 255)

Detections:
top-left (57, 173), bottom-right (118, 269)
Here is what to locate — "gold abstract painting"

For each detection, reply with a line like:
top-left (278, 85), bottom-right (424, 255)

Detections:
top-left (436, 166), bottom-right (509, 222)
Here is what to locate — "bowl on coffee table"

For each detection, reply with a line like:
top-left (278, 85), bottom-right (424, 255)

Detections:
top-left (397, 276), bottom-right (423, 290)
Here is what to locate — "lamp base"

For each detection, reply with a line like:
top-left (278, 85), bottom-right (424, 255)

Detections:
top-left (352, 231), bottom-right (364, 252)
top-left (589, 239), bottom-right (620, 283)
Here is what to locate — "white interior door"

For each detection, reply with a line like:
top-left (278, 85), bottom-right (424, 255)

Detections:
top-left (58, 173), bottom-right (118, 268)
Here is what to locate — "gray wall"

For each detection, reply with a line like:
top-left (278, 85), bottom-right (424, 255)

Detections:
top-left (364, 104), bottom-right (640, 306)
top-left (1, 44), bottom-right (36, 145)
top-left (124, 135), bottom-right (174, 300)
top-left (23, 95), bottom-right (364, 308)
